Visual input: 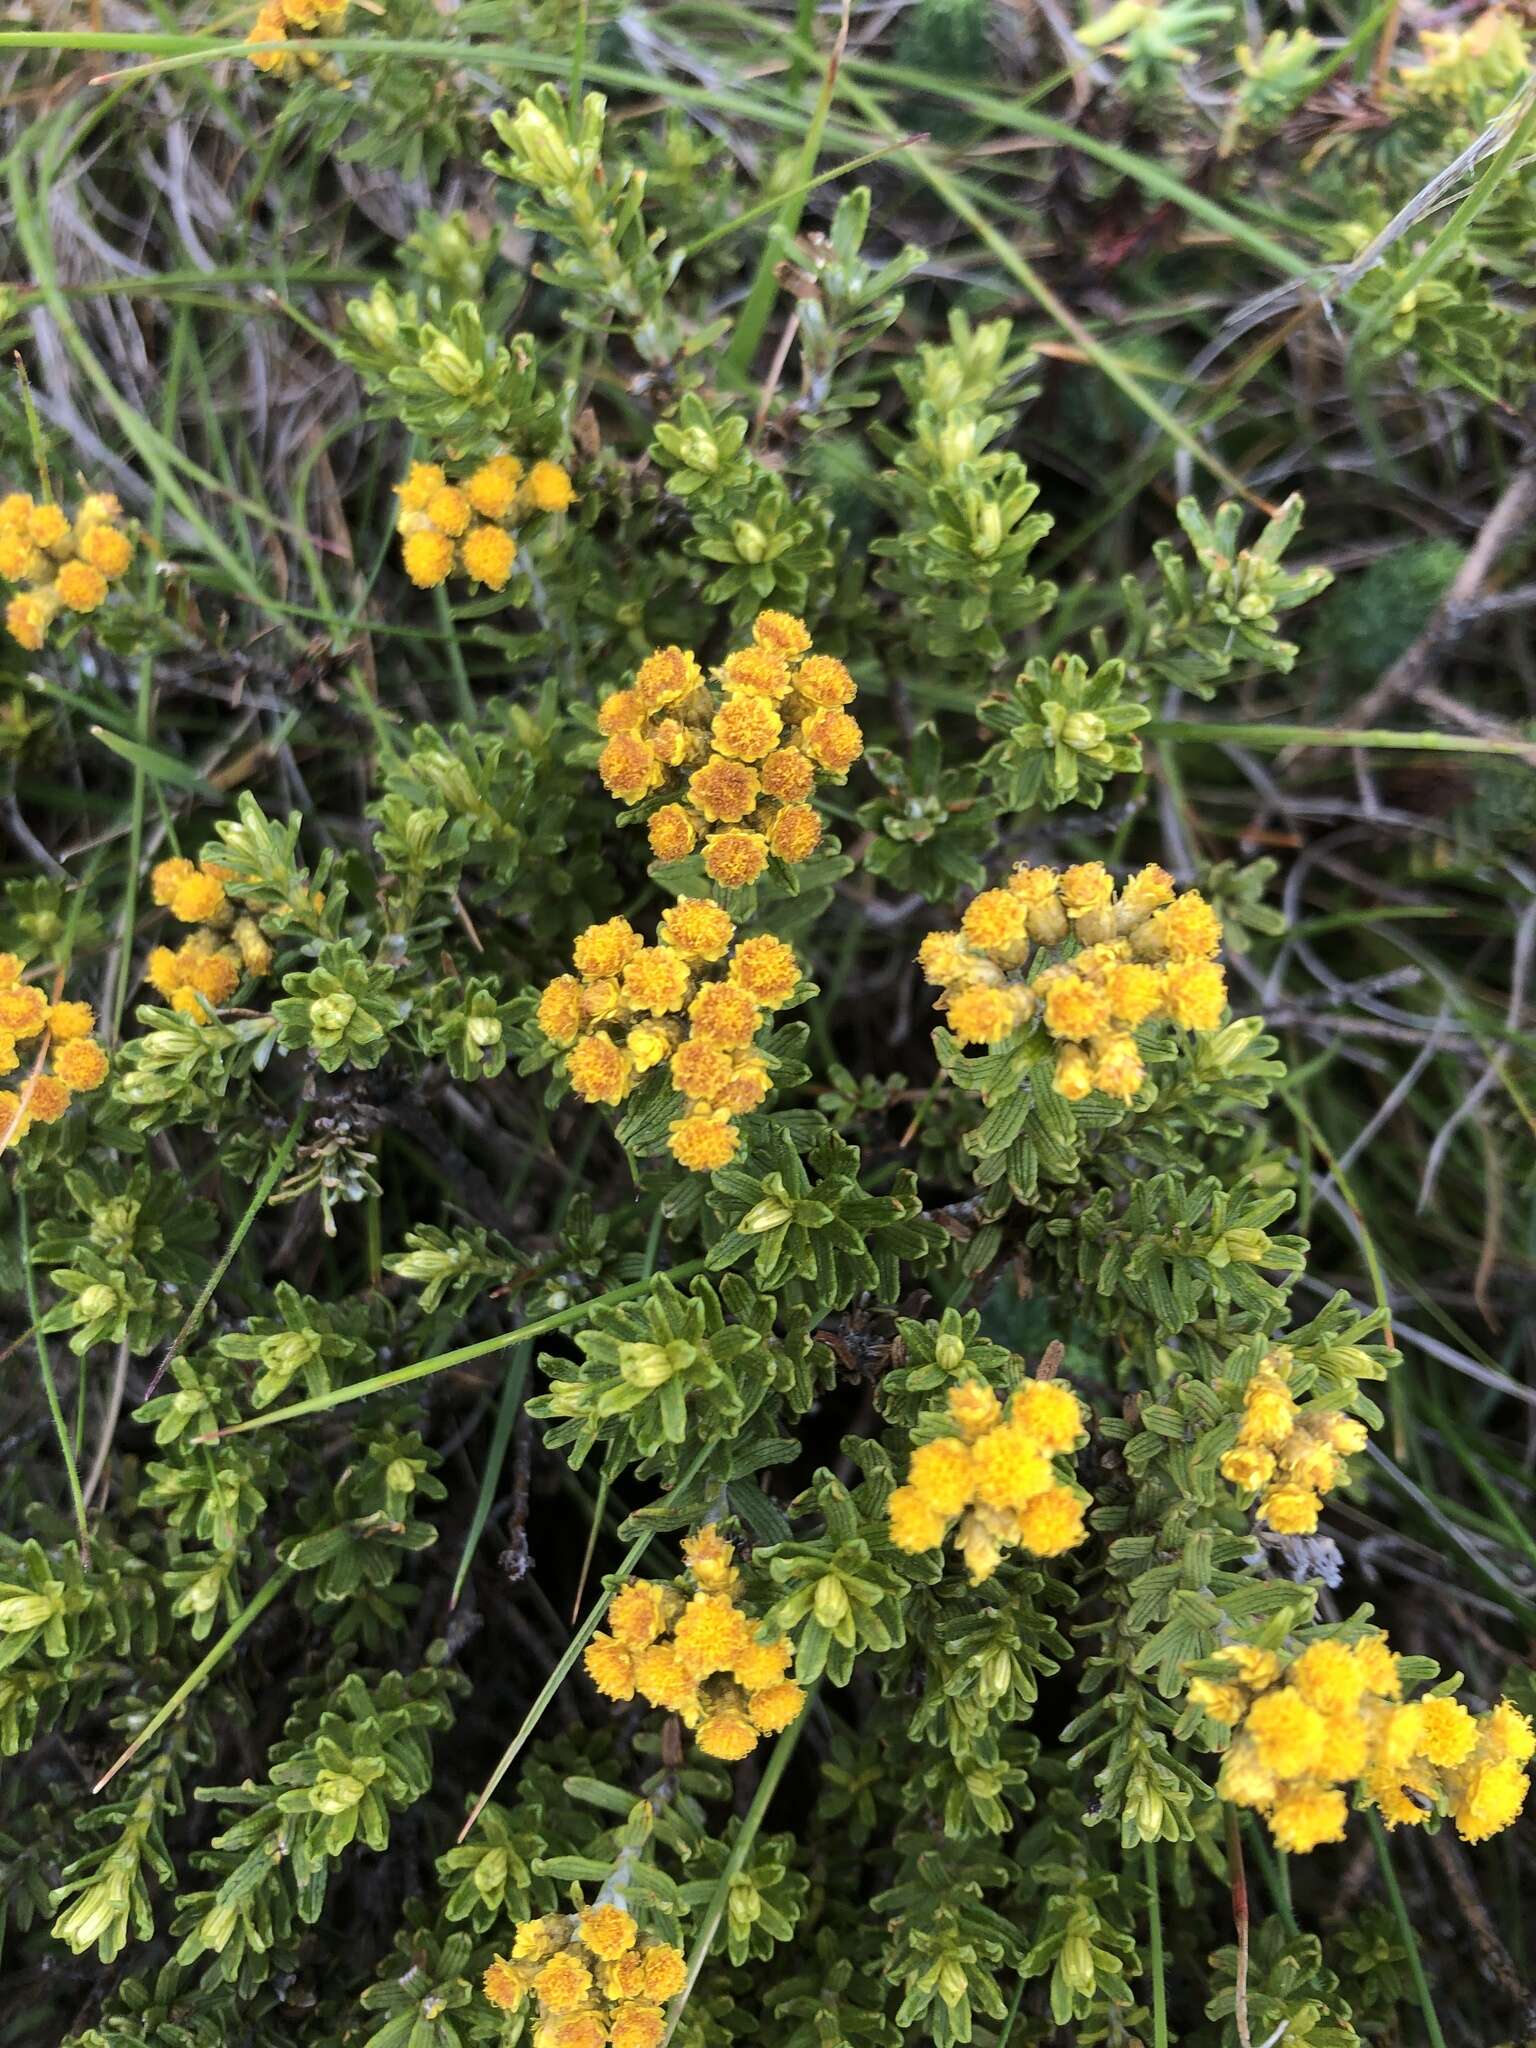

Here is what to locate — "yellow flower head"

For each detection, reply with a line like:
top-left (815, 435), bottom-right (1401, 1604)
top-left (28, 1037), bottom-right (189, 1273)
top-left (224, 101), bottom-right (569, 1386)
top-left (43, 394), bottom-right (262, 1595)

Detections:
top-left (482, 1957), bottom-right (529, 2011)
top-left (1012, 1378), bottom-right (1085, 1454)
top-left (1042, 975), bottom-right (1112, 1043)
top-left (764, 802), bottom-right (820, 864)
top-left (1148, 891), bottom-right (1223, 961)
top-left (1238, 1373), bottom-right (1297, 1449)
top-left (1051, 1044), bottom-right (1094, 1102)
top-left (622, 946), bottom-right (692, 1018)
top-left (1350, 1634), bottom-right (1401, 1700)
top-left (728, 934), bottom-right (800, 1008)
top-left (752, 610), bottom-right (812, 659)
top-left (424, 485), bottom-right (471, 538)
top-left (673, 1592), bottom-right (752, 1679)
top-left (1090, 1034), bottom-right (1145, 1103)
top-left (887, 1485), bottom-right (949, 1554)
top-left (659, 898), bottom-right (735, 961)
top-left (538, 975), bottom-right (585, 1047)
top-left (79, 523), bottom-right (133, 579)
top-left (525, 460), bottom-right (576, 512)
top-left (688, 981), bottom-right (761, 1049)
top-left (5, 590), bottom-right (57, 651)
top-left (1290, 1641), bottom-right (1367, 1718)
top-left (169, 869), bottom-right (228, 925)
top-left (1246, 1688), bottom-right (1325, 1776)
top-left (747, 1678), bottom-right (806, 1734)
top-left (960, 889), bottom-right (1029, 959)
top-left (758, 745), bottom-right (816, 801)
top-left (1417, 1695), bottom-right (1478, 1769)
top-left (632, 1642), bottom-right (698, 1715)
top-left (794, 653), bottom-right (856, 708)
top-left (46, 999), bottom-right (95, 1041)
top-left (465, 454), bottom-right (523, 519)
top-left (947, 1380), bottom-right (1004, 1439)
top-left (968, 1423), bottom-right (1051, 1511)
top-left (1260, 1483), bottom-right (1322, 1535)
top-left (647, 804), bottom-right (697, 863)
top-left (639, 1943), bottom-right (688, 2002)
top-left (1188, 1677), bottom-right (1248, 1725)
top-left (572, 917), bottom-right (643, 979)
top-left (578, 1904), bottom-right (638, 1961)
top-left (1483, 1700), bottom-right (1536, 1765)
top-left (917, 930), bottom-right (976, 990)
top-left (461, 524), bottom-right (518, 590)
top-left (689, 755), bottom-right (760, 825)
top-left (682, 1524), bottom-right (739, 1594)
top-left (1218, 1738), bottom-right (1278, 1811)
top-left (1452, 1758), bottom-right (1529, 1843)
top-left (1015, 1485), bottom-right (1088, 1557)
top-left (711, 694), bottom-right (782, 762)
top-left (567, 1034), bottom-right (635, 1107)
top-left (583, 1633), bottom-right (637, 1701)
top-left (1269, 1782), bottom-right (1348, 1853)
top-left (907, 1436), bottom-right (974, 1518)
top-left (1220, 1446), bottom-right (1276, 1492)
top-left (26, 502), bottom-right (71, 552)
top-left (534, 1952), bottom-right (593, 2014)
top-left (634, 645), bottom-right (702, 712)
top-left (667, 1109), bottom-right (740, 1173)
top-left (946, 985), bottom-right (1021, 1047)
top-left (670, 1036), bottom-right (734, 1105)
top-left (599, 733), bottom-right (663, 803)
top-left (1060, 862), bottom-right (1115, 918)
top-left (721, 646), bottom-right (791, 699)
top-left (703, 830), bottom-right (769, 891)
top-left (713, 1056), bottom-right (770, 1117)
top-left (608, 1579), bottom-right (673, 1650)
top-left (609, 2004), bottom-right (668, 2048)
top-left (402, 528), bottom-right (456, 588)
top-left (55, 560), bottom-right (108, 613)
top-left (0, 984), bottom-right (48, 1038)
top-left (1160, 959), bottom-right (1227, 1031)
top-left (696, 1707), bottom-right (758, 1761)
top-left (799, 707), bottom-right (863, 777)
top-left (54, 1039), bottom-right (109, 1092)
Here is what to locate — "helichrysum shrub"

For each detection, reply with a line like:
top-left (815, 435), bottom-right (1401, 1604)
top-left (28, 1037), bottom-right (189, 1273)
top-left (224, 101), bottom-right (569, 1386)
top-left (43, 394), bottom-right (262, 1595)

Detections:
top-left (4, 18), bottom-right (1533, 2048)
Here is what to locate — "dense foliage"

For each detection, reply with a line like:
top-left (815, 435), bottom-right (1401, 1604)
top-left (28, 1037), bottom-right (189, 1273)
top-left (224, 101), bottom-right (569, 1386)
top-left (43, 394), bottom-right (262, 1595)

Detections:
top-left (2, 3), bottom-right (1534, 2045)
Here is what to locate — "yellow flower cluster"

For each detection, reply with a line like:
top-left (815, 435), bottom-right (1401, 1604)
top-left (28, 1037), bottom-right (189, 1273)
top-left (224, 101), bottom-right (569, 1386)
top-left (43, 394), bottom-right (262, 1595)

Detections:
top-left (144, 858), bottom-right (273, 1023)
top-left (1219, 1347), bottom-right (1367, 1535)
top-left (1, 490), bottom-right (134, 651)
top-left (535, 903), bottom-right (803, 1172)
top-left (920, 861), bottom-right (1228, 1104)
top-left (0, 956), bottom-right (110, 1150)
top-left (595, 612), bottom-right (861, 891)
top-left (247, 0), bottom-right (346, 76)
top-left (394, 455), bottom-right (575, 593)
top-left (482, 1899), bottom-right (687, 2048)
top-left (887, 1376), bottom-right (1090, 1584)
top-left (583, 1526), bottom-right (806, 1760)
top-left (1194, 1635), bottom-right (1533, 1853)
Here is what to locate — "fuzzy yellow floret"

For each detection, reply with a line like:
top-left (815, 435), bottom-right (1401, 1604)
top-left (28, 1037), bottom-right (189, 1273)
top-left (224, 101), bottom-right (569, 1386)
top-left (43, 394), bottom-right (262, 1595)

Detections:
top-left (703, 830), bottom-right (769, 890)
top-left (1015, 1486), bottom-right (1087, 1556)
top-left (887, 1485), bottom-right (949, 1553)
top-left (54, 1039), bottom-right (109, 1092)
top-left (1246, 1689), bottom-right (1325, 1777)
top-left (647, 804), bottom-right (697, 863)
top-left (583, 1633), bottom-right (637, 1701)
top-left (1452, 1758), bottom-right (1529, 1842)
top-left (767, 803), bottom-right (822, 863)
top-left (460, 524), bottom-right (518, 590)
top-left (1269, 1782), bottom-right (1348, 1853)
top-left (688, 981), bottom-right (761, 1049)
top-left (524, 460), bottom-right (575, 512)
top-left (752, 610), bottom-right (811, 658)
top-left (578, 1905), bottom-right (637, 1961)
top-left (567, 1034), bottom-right (634, 1107)
top-left (667, 1110), bottom-right (740, 1172)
